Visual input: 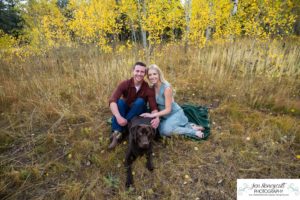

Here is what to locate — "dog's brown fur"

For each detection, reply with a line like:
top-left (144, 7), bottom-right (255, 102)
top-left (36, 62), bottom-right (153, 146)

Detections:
top-left (125, 116), bottom-right (156, 188)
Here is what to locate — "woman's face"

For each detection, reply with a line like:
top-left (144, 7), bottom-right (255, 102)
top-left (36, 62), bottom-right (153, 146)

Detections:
top-left (148, 69), bottom-right (160, 85)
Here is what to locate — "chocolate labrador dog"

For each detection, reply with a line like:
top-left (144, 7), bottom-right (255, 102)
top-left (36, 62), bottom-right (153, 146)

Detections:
top-left (125, 116), bottom-right (156, 188)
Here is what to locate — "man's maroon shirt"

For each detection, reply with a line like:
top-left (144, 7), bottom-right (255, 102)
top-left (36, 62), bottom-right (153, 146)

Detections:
top-left (109, 77), bottom-right (158, 112)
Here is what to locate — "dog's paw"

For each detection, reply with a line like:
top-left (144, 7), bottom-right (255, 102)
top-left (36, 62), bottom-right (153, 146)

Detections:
top-left (126, 185), bottom-right (135, 193)
top-left (146, 163), bottom-right (154, 171)
top-left (125, 181), bottom-right (134, 189)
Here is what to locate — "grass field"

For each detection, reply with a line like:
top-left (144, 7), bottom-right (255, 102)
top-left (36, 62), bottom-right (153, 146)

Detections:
top-left (0, 38), bottom-right (299, 199)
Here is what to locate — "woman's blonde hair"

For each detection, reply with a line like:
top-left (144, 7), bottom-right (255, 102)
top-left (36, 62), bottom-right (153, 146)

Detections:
top-left (147, 64), bottom-right (169, 85)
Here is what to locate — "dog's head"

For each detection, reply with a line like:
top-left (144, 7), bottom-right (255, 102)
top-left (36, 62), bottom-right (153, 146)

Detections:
top-left (130, 124), bottom-right (155, 149)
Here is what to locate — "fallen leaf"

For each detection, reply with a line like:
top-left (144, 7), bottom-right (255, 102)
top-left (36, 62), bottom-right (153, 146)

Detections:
top-left (147, 188), bottom-right (154, 194)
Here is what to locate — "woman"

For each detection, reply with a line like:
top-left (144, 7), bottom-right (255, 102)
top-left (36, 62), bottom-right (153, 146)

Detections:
top-left (140, 64), bottom-right (204, 139)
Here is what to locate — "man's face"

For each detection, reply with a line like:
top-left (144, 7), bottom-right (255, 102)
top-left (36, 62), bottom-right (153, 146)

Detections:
top-left (133, 65), bottom-right (146, 84)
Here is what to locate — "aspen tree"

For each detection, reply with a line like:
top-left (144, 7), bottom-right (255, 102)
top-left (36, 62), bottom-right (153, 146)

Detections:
top-left (22, 0), bottom-right (69, 50)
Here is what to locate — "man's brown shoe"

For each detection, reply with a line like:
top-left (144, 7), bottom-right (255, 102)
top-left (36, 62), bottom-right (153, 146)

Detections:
top-left (108, 131), bottom-right (122, 150)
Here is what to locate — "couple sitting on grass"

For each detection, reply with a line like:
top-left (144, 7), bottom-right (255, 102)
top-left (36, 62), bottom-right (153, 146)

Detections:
top-left (108, 62), bottom-right (205, 149)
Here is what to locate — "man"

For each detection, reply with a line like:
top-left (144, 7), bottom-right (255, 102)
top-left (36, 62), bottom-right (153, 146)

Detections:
top-left (108, 62), bottom-right (160, 149)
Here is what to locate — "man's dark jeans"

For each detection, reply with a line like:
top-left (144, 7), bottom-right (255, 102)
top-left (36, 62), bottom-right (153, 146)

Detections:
top-left (111, 98), bottom-right (146, 133)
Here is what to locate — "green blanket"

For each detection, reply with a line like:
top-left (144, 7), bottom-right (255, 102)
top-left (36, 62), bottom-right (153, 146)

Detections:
top-left (181, 104), bottom-right (210, 140)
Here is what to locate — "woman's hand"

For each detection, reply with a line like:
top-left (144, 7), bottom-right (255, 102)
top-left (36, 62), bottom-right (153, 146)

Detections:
top-left (140, 113), bottom-right (155, 118)
top-left (151, 117), bottom-right (160, 129)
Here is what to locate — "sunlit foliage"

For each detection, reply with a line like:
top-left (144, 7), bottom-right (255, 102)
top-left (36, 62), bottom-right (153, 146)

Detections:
top-left (68, 0), bottom-right (119, 52)
top-left (0, 0), bottom-right (297, 55)
top-left (239, 0), bottom-right (296, 38)
top-left (22, 0), bottom-right (70, 50)
top-left (143, 0), bottom-right (184, 44)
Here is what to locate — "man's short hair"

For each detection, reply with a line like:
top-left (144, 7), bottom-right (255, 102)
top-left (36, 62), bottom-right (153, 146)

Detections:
top-left (133, 62), bottom-right (146, 69)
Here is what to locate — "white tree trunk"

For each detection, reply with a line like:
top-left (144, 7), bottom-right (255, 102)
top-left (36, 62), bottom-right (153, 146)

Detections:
top-left (183, 0), bottom-right (191, 52)
top-left (205, 1), bottom-right (213, 40)
top-left (232, 0), bottom-right (238, 15)
top-left (137, 0), bottom-right (147, 49)
top-left (130, 21), bottom-right (137, 43)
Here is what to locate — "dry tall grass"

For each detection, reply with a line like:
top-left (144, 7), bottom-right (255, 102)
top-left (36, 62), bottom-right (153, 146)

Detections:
top-left (0, 38), bottom-right (299, 199)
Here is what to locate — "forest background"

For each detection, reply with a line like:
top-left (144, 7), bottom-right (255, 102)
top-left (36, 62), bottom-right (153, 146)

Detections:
top-left (0, 0), bottom-right (300, 199)
top-left (1, 0), bottom-right (299, 56)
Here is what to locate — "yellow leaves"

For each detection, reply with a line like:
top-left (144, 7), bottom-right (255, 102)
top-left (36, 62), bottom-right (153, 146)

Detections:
top-left (0, 30), bottom-right (17, 49)
top-left (141, 0), bottom-right (184, 45)
top-left (68, 153), bottom-right (72, 159)
top-left (183, 174), bottom-right (193, 185)
top-left (189, 0), bottom-right (241, 45)
top-left (68, 0), bottom-right (118, 50)
top-left (119, 0), bottom-right (138, 21)
top-left (0, 30), bottom-right (20, 62)
top-left (239, 0), bottom-right (296, 38)
top-left (23, 0), bottom-right (70, 50)
top-left (188, 0), bottom-right (209, 45)
top-left (4, 0), bottom-right (296, 55)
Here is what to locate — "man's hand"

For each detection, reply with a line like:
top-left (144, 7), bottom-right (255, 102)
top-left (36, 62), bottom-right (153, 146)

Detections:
top-left (110, 102), bottom-right (127, 126)
top-left (151, 117), bottom-right (160, 129)
top-left (116, 115), bottom-right (128, 126)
